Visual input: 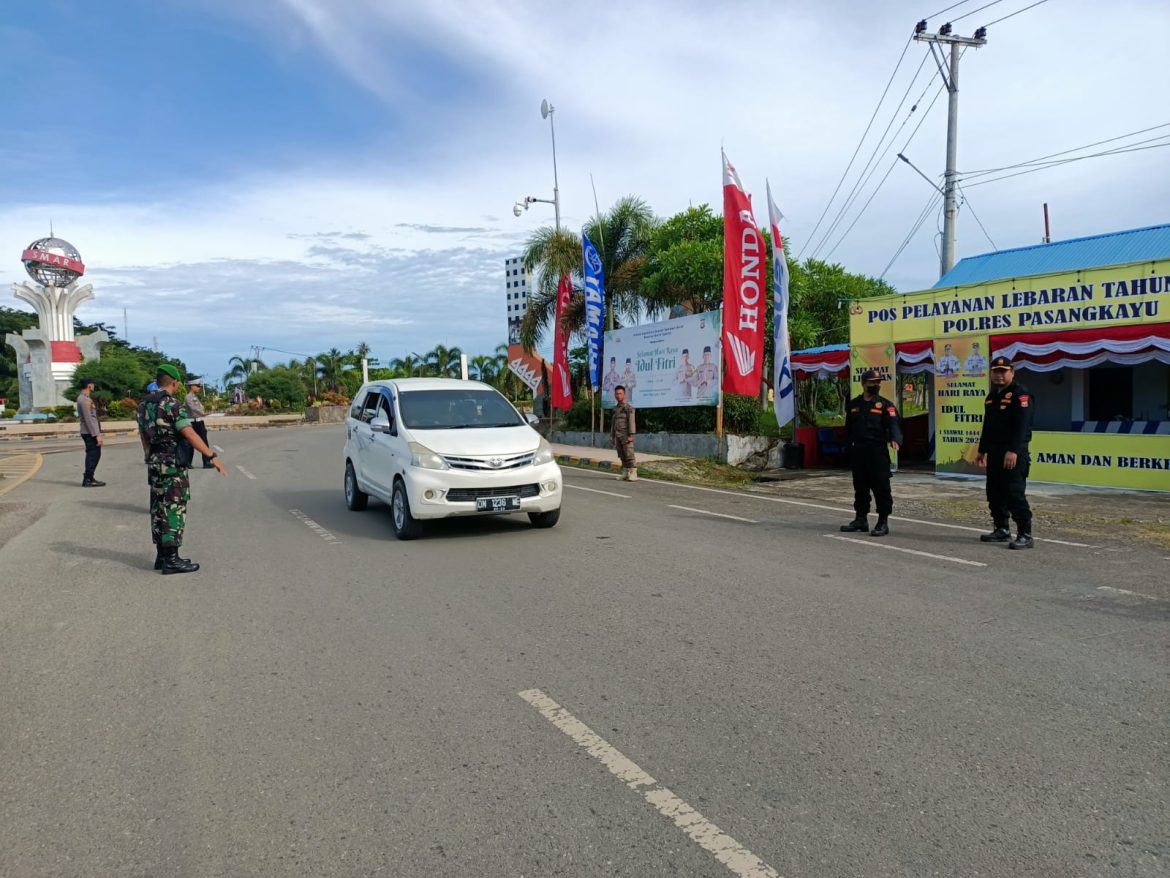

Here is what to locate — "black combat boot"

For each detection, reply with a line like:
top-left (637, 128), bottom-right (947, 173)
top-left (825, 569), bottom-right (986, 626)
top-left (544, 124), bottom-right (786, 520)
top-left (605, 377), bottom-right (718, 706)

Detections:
top-left (980, 526), bottom-right (1011, 542)
top-left (159, 547), bottom-right (200, 575)
top-left (1008, 532), bottom-right (1034, 550)
top-left (840, 517), bottom-right (869, 532)
top-left (870, 517), bottom-right (890, 537)
top-left (155, 546), bottom-right (195, 570)
top-left (82, 476), bottom-right (106, 487)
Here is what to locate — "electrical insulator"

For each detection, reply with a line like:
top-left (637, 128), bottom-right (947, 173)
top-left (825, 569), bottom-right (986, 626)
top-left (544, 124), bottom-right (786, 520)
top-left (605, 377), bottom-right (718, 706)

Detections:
top-left (939, 22), bottom-right (952, 35)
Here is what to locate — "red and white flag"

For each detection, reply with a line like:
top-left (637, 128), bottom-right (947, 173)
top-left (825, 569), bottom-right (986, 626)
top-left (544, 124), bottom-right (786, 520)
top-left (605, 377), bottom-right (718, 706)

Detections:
top-left (721, 149), bottom-right (764, 395)
top-left (551, 273), bottom-right (573, 410)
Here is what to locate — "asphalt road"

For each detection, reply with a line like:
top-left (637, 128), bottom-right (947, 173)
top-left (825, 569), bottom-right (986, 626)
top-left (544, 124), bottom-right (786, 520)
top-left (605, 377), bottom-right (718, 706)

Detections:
top-left (1, 426), bottom-right (1166, 877)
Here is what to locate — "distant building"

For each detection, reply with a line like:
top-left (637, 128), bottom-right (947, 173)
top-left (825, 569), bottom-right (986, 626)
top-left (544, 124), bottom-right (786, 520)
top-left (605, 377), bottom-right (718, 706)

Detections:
top-left (504, 256), bottom-right (532, 345)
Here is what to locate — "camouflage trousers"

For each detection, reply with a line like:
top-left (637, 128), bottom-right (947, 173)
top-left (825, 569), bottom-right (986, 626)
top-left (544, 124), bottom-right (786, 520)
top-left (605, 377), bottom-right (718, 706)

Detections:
top-left (147, 459), bottom-right (190, 548)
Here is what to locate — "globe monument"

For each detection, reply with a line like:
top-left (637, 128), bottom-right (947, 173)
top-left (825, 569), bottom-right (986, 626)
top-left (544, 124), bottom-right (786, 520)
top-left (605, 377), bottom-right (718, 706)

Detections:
top-left (5, 237), bottom-right (108, 413)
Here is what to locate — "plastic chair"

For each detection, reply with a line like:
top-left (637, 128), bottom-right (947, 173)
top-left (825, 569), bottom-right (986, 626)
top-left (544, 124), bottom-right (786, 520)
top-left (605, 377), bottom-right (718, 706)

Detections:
top-left (816, 427), bottom-right (846, 464)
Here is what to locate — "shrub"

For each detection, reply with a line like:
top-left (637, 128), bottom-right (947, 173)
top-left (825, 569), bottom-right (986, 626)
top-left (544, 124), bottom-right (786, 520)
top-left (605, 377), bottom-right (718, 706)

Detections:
top-left (563, 397), bottom-right (601, 431)
top-left (722, 393), bottom-right (762, 434)
top-left (53, 404), bottom-right (77, 421)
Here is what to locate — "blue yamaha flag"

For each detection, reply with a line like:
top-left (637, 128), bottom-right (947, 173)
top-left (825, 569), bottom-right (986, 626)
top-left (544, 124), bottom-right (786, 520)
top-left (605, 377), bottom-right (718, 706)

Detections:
top-left (582, 234), bottom-right (606, 391)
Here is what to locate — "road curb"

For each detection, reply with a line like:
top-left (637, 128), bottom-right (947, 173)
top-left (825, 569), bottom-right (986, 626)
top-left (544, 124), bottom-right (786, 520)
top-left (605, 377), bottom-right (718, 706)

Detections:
top-left (556, 453), bottom-right (620, 472)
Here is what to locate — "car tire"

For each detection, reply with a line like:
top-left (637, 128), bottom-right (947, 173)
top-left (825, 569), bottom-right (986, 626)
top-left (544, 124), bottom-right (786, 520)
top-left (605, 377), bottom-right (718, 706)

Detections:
top-left (391, 478), bottom-right (423, 540)
top-left (344, 461), bottom-right (368, 511)
top-left (528, 508), bottom-right (561, 529)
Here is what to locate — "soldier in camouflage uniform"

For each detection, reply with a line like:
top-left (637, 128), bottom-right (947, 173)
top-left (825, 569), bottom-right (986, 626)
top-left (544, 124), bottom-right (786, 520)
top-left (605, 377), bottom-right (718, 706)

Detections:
top-left (136, 363), bottom-right (226, 574)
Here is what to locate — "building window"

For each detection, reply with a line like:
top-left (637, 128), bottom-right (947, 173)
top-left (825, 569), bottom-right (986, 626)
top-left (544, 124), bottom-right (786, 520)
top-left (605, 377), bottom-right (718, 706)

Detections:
top-left (1088, 367), bottom-right (1133, 420)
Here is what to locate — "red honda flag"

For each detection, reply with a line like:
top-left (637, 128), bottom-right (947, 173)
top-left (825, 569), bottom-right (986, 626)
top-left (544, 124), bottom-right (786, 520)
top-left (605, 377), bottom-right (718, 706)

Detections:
top-left (721, 149), bottom-right (764, 395)
top-left (551, 273), bottom-right (573, 410)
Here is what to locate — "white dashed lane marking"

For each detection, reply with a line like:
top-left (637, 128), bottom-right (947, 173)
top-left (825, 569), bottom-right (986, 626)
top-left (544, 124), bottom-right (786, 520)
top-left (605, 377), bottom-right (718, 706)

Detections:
top-left (668, 504), bottom-right (759, 524)
top-left (288, 509), bottom-right (341, 545)
top-left (519, 689), bottom-right (779, 878)
top-left (564, 483), bottom-right (630, 499)
top-left (825, 534), bottom-right (987, 567)
top-left (236, 465), bottom-right (257, 480)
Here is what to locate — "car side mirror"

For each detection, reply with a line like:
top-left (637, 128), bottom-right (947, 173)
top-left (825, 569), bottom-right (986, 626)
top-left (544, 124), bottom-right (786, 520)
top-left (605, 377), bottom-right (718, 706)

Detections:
top-left (370, 415), bottom-right (394, 434)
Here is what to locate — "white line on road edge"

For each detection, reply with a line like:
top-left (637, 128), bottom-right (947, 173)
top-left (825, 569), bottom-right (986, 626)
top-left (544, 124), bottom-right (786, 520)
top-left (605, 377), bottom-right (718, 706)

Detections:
top-left (825, 534), bottom-right (987, 567)
top-left (1097, 586), bottom-right (1161, 601)
top-left (668, 504), bottom-right (759, 524)
top-left (518, 689), bottom-right (779, 878)
top-left (236, 465), bottom-right (257, 480)
top-left (213, 444), bottom-right (224, 453)
top-left (565, 483), bottom-right (631, 499)
top-left (288, 509), bottom-right (341, 545)
top-left (647, 480), bottom-right (1095, 548)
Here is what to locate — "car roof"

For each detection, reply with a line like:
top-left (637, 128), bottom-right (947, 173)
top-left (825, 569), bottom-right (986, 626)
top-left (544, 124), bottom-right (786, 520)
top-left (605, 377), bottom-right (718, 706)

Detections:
top-left (364, 378), bottom-right (495, 393)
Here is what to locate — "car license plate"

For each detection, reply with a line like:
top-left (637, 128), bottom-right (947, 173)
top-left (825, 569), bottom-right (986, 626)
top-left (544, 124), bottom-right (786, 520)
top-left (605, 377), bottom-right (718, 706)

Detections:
top-left (476, 495), bottom-right (521, 513)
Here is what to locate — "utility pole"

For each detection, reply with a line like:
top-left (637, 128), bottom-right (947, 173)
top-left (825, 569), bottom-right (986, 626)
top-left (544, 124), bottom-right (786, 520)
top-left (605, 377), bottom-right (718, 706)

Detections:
top-left (913, 20), bottom-right (987, 278)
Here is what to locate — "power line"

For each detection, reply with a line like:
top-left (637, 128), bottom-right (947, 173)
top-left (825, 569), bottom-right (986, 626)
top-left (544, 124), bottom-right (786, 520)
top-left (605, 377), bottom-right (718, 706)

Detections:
top-left (798, 37), bottom-right (914, 259)
top-left (982, 0), bottom-right (1050, 28)
top-left (960, 123), bottom-right (1170, 176)
top-left (962, 140), bottom-right (1170, 188)
top-left (880, 189), bottom-right (944, 279)
top-left (957, 184), bottom-right (997, 250)
top-left (809, 50), bottom-right (933, 258)
top-left (822, 77), bottom-right (951, 260)
top-left (922, 0), bottom-right (975, 19)
top-left (950, 0), bottom-right (1009, 23)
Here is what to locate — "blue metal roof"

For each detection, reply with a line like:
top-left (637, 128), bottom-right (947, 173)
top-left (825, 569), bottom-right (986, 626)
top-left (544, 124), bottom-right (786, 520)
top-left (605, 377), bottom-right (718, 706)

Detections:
top-left (933, 223), bottom-right (1170, 288)
top-left (791, 343), bottom-right (848, 356)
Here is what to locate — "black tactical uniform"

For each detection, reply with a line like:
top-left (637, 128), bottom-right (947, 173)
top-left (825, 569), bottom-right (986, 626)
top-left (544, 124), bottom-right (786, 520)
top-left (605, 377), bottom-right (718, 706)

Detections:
top-left (978, 357), bottom-right (1034, 548)
top-left (840, 370), bottom-right (903, 537)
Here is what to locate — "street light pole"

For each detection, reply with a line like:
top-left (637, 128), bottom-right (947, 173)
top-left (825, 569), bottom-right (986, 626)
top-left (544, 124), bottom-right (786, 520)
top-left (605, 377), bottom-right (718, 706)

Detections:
top-left (542, 99), bottom-right (561, 230)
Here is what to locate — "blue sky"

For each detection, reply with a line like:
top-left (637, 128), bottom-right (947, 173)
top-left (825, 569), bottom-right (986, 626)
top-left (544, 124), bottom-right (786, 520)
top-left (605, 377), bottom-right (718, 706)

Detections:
top-left (2, 0), bottom-right (1168, 384)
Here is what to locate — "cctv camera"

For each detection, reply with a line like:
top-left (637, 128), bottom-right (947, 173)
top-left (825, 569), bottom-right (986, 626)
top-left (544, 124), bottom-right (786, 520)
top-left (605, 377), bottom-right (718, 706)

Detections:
top-left (513, 203), bottom-right (524, 217)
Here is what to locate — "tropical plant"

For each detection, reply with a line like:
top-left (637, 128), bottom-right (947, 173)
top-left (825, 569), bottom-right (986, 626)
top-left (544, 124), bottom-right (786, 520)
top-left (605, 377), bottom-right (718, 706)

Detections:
top-left (640, 204), bottom-right (724, 317)
top-left (421, 344), bottom-right (463, 378)
top-left (224, 355), bottom-right (266, 388)
top-left (470, 354), bottom-right (497, 383)
top-left (518, 196), bottom-right (656, 351)
top-left (315, 348), bottom-right (349, 394)
top-left (245, 366), bottom-right (308, 408)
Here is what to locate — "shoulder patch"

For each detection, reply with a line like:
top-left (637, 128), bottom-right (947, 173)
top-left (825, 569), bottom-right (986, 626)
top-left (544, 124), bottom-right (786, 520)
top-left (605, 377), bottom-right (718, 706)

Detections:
top-left (1019, 394), bottom-right (1030, 407)
top-left (887, 405), bottom-right (897, 416)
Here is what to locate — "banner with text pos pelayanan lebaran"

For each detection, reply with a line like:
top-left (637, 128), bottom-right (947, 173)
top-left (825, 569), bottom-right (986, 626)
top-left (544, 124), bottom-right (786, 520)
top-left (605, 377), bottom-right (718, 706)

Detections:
top-left (934, 334), bottom-right (989, 474)
top-left (601, 311), bottom-right (721, 410)
top-left (721, 149), bottom-right (764, 395)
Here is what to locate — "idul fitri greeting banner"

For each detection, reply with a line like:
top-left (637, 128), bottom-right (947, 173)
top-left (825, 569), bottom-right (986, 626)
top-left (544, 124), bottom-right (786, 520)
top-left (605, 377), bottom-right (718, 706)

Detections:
top-left (934, 334), bottom-right (990, 474)
top-left (601, 310), bottom-right (721, 409)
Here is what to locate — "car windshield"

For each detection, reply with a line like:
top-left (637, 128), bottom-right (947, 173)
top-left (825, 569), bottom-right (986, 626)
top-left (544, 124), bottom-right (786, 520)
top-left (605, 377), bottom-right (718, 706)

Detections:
top-left (397, 389), bottom-right (524, 429)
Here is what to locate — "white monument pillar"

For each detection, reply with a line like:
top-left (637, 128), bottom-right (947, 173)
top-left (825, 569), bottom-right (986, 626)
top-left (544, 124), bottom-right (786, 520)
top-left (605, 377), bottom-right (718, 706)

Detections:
top-left (4, 237), bottom-right (107, 412)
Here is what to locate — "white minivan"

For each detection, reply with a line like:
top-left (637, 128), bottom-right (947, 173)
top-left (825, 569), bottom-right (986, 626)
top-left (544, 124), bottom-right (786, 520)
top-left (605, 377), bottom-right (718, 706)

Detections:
top-left (343, 378), bottom-right (563, 539)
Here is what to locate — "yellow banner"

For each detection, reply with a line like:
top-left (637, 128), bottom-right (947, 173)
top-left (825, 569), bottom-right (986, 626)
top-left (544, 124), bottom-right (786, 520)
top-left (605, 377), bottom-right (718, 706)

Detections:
top-left (850, 261), bottom-right (1169, 345)
top-left (934, 335), bottom-right (988, 474)
top-left (1030, 432), bottom-right (1170, 491)
top-left (849, 342), bottom-right (895, 398)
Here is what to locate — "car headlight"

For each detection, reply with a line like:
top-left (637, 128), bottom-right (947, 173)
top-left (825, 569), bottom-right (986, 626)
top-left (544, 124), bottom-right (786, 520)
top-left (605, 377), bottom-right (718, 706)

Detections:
top-left (532, 438), bottom-right (555, 466)
top-left (409, 442), bottom-right (449, 470)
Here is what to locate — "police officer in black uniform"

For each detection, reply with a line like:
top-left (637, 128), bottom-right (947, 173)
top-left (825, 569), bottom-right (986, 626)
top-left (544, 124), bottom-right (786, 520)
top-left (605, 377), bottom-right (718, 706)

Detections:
top-left (840, 369), bottom-right (903, 537)
top-left (977, 356), bottom-right (1034, 549)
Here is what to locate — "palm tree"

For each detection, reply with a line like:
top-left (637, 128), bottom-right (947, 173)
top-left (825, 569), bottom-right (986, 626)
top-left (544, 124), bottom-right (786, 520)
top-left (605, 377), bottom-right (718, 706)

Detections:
top-left (223, 354), bottom-right (266, 388)
top-left (470, 354), bottom-right (496, 383)
top-left (316, 348), bottom-right (349, 394)
top-left (422, 344), bottom-right (463, 378)
top-left (518, 196), bottom-right (656, 352)
top-left (388, 354), bottom-right (421, 377)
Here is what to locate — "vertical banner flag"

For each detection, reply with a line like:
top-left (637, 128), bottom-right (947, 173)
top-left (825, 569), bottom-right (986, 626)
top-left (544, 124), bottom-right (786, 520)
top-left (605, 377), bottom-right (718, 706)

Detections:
top-left (721, 149), bottom-right (764, 395)
top-left (582, 234), bottom-right (606, 391)
top-left (767, 181), bottom-right (795, 428)
top-left (552, 273), bottom-right (573, 411)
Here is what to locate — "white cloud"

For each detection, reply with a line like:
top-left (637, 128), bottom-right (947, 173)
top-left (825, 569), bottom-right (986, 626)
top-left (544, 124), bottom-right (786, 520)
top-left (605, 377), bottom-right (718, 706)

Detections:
top-left (3, 0), bottom-right (1168, 381)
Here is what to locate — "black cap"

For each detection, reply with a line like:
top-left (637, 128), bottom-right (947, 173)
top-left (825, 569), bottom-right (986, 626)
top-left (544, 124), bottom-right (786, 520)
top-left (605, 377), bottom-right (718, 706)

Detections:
top-left (990, 356), bottom-right (1013, 371)
top-left (861, 369), bottom-right (882, 383)
top-left (186, 375), bottom-right (203, 384)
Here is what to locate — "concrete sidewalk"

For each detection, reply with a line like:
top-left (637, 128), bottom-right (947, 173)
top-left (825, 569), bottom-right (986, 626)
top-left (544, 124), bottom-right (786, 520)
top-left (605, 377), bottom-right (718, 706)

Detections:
top-left (551, 441), bottom-right (680, 473)
top-left (0, 414), bottom-right (305, 442)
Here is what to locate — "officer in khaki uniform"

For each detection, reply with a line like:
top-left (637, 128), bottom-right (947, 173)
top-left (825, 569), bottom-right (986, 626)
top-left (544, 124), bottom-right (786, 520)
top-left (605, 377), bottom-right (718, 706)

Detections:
top-left (184, 377), bottom-right (215, 468)
top-left (839, 369), bottom-right (902, 536)
top-left (610, 385), bottom-right (637, 481)
top-left (693, 346), bottom-right (717, 399)
top-left (76, 376), bottom-right (105, 487)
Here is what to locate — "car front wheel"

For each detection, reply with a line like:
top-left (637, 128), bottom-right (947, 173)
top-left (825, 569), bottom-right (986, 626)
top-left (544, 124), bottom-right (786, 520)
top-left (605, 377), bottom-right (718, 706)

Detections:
top-left (528, 508), bottom-right (561, 529)
top-left (344, 461), bottom-right (368, 511)
top-left (391, 479), bottom-right (423, 540)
